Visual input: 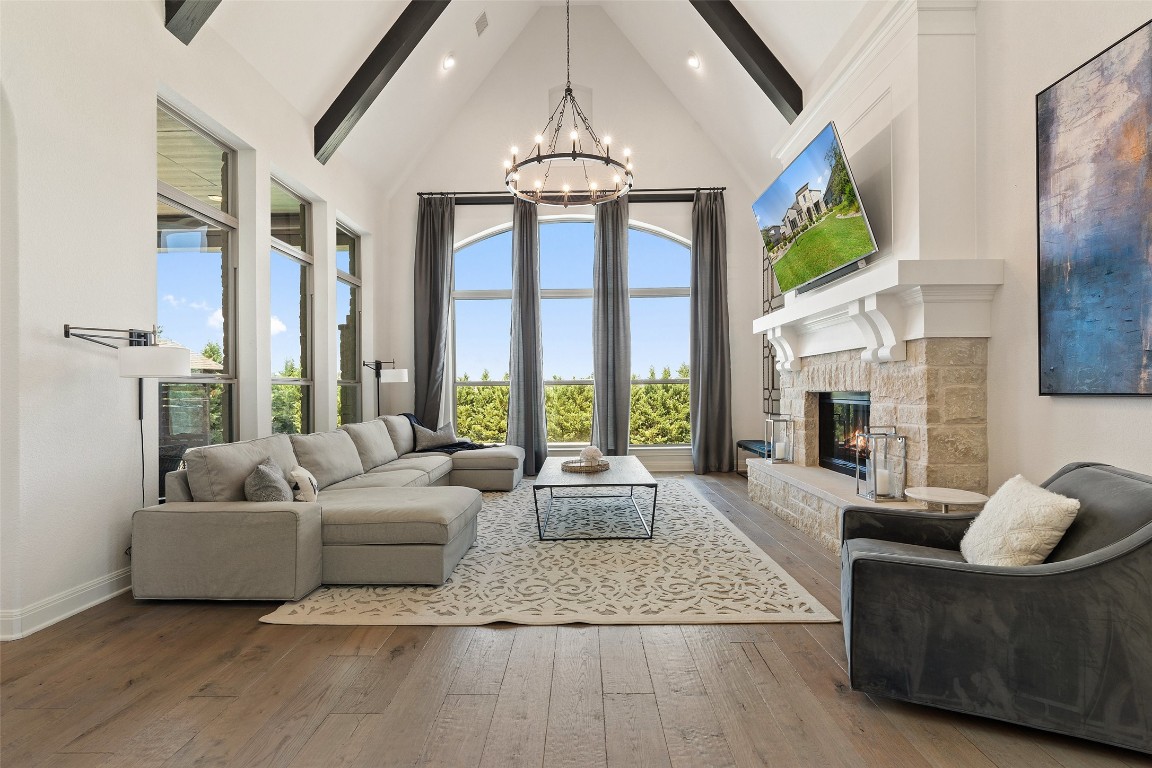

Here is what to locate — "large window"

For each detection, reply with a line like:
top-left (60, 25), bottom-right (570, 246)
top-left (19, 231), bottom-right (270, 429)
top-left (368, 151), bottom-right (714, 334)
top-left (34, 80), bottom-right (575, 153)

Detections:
top-left (452, 219), bottom-right (691, 446)
top-left (270, 180), bottom-right (313, 434)
top-left (156, 103), bottom-right (237, 494)
top-left (336, 225), bottom-right (361, 425)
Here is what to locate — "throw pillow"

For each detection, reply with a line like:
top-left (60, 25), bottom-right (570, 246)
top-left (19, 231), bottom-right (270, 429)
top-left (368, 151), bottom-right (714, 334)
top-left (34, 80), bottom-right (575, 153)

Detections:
top-left (413, 422), bottom-right (458, 451)
top-left (960, 474), bottom-right (1080, 566)
top-left (289, 466), bottom-right (320, 502)
top-left (244, 458), bottom-right (293, 502)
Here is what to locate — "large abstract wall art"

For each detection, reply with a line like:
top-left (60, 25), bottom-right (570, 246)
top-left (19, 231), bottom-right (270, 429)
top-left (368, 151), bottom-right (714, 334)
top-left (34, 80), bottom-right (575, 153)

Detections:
top-left (1037, 20), bottom-right (1151, 395)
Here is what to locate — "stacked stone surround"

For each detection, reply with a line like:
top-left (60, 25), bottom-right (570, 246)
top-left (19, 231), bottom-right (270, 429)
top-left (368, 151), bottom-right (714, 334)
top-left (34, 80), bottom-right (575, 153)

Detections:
top-left (750, 338), bottom-right (989, 549)
top-left (747, 468), bottom-right (843, 552)
top-left (779, 338), bottom-right (989, 492)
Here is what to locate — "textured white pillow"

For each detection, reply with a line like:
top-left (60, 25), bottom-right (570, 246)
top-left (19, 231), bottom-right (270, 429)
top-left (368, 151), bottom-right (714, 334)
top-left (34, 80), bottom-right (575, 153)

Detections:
top-left (289, 466), bottom-right (319, 502)
top-left (960, 475), bottom-right (1080, 566)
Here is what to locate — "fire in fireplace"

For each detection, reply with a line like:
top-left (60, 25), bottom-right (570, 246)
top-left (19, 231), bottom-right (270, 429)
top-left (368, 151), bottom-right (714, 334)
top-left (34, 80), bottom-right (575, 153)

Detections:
top-left (818, 391), bottom-right (871, 479)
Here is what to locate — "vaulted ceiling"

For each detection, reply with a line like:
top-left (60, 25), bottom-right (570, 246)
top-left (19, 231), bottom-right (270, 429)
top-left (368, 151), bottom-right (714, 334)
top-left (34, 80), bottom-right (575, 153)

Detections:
top-left (204, 0), bottom-right (878, 195)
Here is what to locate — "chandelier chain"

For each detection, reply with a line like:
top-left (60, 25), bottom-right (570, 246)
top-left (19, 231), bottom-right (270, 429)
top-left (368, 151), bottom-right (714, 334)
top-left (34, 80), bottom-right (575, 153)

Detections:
top-left (502, 0), bottom-right (633, 207)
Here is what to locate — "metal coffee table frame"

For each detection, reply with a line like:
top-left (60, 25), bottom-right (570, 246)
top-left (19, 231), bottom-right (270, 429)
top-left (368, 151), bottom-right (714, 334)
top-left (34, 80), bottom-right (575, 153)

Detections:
top-left (532, 457), bottom-right (658, 541)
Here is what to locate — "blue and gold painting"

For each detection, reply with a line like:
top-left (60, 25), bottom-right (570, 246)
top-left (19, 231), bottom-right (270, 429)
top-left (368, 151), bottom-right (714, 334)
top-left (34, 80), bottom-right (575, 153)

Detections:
top-left (1037, 21), bottom-right (1151, 395)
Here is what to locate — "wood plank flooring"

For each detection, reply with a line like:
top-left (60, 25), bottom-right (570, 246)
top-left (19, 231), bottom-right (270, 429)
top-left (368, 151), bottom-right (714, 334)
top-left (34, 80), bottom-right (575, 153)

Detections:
top-left (2, 474), bottom-right (1147, 768)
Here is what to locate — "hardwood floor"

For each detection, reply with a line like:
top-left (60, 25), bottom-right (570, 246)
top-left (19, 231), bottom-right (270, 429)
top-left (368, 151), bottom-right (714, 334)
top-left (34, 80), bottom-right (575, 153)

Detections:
top-left (2, 474), bottom-right (1147, 767)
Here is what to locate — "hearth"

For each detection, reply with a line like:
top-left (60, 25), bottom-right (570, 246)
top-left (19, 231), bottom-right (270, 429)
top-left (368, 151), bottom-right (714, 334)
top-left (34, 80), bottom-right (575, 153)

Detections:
top-left (818, 391), bottom-right (870, 479)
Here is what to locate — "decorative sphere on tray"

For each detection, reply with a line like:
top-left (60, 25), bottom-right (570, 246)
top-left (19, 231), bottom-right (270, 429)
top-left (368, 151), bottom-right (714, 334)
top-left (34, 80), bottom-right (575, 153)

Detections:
top-left (580, 446), bottom-right (603, 462)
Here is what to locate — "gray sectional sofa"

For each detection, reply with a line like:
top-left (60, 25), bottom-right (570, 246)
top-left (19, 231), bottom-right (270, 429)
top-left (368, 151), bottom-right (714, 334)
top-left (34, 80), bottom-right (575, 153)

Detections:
top-left (131, 416), bottom-right (524, 601)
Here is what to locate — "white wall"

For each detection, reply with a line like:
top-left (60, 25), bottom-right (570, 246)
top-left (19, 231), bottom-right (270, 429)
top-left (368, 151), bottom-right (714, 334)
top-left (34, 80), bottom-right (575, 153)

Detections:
top-left (752, 0), bottom-right (1152, 485)
top-left (378, 5), bottom-right (767, 459)
top-left (977, 1), bottom-right (1152, 485)
top-left (0, 1), bottom-right (385, 637)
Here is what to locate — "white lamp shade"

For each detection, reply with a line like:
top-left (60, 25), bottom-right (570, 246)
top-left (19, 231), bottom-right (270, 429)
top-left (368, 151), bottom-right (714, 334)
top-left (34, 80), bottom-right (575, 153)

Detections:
top-left (378, 368), bottom-right (409, 383)
top-left (118, 345), bottom-right (191, 378)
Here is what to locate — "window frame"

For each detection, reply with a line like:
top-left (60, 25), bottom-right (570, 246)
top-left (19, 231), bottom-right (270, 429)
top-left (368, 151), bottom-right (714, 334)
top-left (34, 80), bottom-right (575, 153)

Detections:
top-left (451, 217), bottom-right (691, 446)
top-left (269, 180), bottom-right (314, 434)
top-left (155, 101), bottom-right (239, 451)
top-left (335, 223), bottom-right (362, 426)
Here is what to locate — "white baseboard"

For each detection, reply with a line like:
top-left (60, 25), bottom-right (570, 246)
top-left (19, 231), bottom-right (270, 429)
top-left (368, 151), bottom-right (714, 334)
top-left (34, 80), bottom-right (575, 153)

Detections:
top-left (0, 568), bottom-right (131, 640)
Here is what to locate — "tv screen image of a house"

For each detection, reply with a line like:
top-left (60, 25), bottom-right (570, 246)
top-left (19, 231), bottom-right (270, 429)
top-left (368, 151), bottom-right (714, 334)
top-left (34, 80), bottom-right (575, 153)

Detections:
top-left (753, 122), bottom-right (878, 293)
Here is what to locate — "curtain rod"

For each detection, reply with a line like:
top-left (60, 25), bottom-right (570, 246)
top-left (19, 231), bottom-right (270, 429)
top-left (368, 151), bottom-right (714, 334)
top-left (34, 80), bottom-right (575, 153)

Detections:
top-left (417, 187), bottom-right (725, 198)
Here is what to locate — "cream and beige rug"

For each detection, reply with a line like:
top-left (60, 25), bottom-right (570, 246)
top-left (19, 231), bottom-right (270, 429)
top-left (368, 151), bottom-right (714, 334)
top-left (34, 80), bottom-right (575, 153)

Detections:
top-left (261, 477), bottom-right (837, 626)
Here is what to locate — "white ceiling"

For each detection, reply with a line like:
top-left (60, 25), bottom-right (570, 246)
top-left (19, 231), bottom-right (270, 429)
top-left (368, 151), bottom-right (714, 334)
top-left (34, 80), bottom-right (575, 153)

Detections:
top-left (207, 0), bottom-right (876, 194)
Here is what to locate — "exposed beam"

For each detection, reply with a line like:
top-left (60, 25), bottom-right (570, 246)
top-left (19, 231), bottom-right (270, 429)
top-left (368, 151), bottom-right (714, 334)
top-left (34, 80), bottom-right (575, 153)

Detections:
top-left (689, 0), bottom-right (803, 123)
top-left (164, 0), bottom-right (222, 45)
top-left (314, 0), bottom-right (451, 164)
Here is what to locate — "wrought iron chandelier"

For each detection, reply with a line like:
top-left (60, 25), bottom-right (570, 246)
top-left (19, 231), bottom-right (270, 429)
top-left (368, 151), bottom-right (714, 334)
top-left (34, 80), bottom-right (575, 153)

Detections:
top-left (503, 0), bottom-right (633, 207)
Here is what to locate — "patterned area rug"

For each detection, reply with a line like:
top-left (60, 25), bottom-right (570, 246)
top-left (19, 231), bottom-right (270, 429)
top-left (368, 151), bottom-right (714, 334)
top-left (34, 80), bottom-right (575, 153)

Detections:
top-left (261, 477), bottom-right (837, 626)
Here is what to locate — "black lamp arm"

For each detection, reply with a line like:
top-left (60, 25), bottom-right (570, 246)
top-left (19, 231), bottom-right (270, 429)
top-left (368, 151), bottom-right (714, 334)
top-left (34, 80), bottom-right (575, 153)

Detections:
top-left (65, 325), bottom-right (155, 348)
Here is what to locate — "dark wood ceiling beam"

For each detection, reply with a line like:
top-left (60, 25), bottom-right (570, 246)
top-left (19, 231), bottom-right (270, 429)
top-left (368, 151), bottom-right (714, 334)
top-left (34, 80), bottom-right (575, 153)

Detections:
top-left (165, 0), bottom-right (222, 45)
top-left (314, 0), bottom-right (451, 164)
top-left (689, 0), bottom-right (803, 123)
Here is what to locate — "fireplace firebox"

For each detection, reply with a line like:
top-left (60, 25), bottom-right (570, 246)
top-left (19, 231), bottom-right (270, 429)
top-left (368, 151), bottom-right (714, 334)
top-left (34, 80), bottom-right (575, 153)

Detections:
top-left (818, 391), bottom-right (871, 478)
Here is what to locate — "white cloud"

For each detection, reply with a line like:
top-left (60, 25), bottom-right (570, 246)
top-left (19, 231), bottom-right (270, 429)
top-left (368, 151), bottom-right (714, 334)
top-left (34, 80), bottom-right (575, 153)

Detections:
top-left (162, 294), bottom-right (181, 308)
top-left (270, 316), bottom-right (287, 336)
top-left (208, 308), bottom-right (224, 329)
top-left (189, 300), bottom-right (211, 312)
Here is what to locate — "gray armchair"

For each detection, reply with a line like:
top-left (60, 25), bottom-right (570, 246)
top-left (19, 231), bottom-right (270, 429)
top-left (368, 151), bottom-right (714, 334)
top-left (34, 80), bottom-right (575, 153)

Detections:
top-left (840, 462), bottom-right (1152, 754)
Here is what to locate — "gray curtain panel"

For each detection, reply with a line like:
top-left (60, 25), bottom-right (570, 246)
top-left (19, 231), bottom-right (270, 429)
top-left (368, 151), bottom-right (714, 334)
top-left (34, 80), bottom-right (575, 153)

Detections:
top-left (690, 190), bottom-right (734, 473)
top-left (592, 197), bottom-right (631, 455)
top-left (412, 196), bottom-right (455, 428)
top-left (508, 199), bottom-right (548, 475)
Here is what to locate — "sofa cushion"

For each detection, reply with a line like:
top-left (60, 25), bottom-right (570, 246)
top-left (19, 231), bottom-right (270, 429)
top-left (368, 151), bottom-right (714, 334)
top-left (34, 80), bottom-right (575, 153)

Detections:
top-left (381, 415), bottom-right (415, 455)
top-left (184, 434), bottom-right (297, 502)
top-left (434, 445), bottom-right (524, 471)
top-left (290, 430), bottom-right (365, 490)
top-left (960, 474), bottom-right (1080, 566)
top-left (318, 486), bottom-right (482, 545)
top-left (244, 458), bottom-right (293, 502)
top-left (321, 470), bottom-right (428, 491)
top-left (1044, 463), bottom-right (1152, 561)
top-left (340, 420), bottom-right (399, 470)
top-left (414, 422), bottom-right (457, 451)
top-left (369, 455), bottom-right (453, 484)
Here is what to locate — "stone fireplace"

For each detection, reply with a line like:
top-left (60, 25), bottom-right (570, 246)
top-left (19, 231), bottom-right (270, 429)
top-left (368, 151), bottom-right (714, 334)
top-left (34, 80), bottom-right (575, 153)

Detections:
top-left (748, 259), bottom-right (1002, 551)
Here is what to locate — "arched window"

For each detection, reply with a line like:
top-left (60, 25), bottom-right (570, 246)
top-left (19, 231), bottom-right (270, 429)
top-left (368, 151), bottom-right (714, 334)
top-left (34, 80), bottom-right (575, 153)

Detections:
top-left (451, 219), bottom-right (691, 446)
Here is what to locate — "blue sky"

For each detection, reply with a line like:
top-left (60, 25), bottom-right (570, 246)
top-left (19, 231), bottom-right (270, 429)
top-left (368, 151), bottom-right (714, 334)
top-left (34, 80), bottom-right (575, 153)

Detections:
top-left (454, 222), bottom-right (691, 381)
top-left (159, 221), bottom-right (691, 383)
top-left (157, 234), bottom-right (309, 375)
top-left (157, 231), bottom-right (225, 367)
top-left (752, 122), bottom-right (839, 228)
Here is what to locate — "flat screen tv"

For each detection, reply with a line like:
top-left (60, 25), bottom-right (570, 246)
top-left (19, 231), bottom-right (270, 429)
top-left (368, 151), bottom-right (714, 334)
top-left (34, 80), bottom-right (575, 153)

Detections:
top-left (753, 122), bottom-right (878, 294)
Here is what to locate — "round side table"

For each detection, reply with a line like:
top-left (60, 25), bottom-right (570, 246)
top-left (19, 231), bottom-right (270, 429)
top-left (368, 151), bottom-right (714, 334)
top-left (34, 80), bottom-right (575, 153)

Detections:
top-left (904, 486), bottom-right (989, 514)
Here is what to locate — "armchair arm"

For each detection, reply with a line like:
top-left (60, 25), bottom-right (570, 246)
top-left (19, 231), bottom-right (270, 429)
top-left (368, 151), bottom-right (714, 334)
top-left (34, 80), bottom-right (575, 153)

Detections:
top-left (840, 505), bottom-right (975, 551)
top-left (843, 524), bottom-right (1152, 752)
top-left (131, 501), bottom-right (322, 600)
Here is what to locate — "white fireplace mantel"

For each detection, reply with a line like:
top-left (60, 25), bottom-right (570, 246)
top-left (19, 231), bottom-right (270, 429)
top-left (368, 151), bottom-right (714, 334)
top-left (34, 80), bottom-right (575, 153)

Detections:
top-left (752, 258), bottom-right (1004, 371)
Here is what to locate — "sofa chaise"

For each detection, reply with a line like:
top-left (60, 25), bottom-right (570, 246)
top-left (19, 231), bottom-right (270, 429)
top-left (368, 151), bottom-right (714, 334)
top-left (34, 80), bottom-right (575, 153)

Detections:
top-left (131, 416), bottom-right (524, 601)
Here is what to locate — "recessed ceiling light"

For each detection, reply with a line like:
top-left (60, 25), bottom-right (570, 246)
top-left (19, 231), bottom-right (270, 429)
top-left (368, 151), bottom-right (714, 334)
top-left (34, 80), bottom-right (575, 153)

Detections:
top-left (442, 53), bottom-right (456, 71)
top-left (687, 51), bottom-right (701, 70)
top-left (207, 194), bottom-right (223, 202)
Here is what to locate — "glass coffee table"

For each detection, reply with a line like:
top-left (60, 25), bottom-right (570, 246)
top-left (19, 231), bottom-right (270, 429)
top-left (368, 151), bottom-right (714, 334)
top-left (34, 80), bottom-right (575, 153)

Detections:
top-left (532, 456), bottom-right (658, 540)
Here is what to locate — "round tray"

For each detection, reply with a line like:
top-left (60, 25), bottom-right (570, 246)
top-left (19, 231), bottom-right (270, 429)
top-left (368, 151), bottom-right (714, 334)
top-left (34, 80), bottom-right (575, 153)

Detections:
top-left (561, 458), bottom-right (610, 473)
